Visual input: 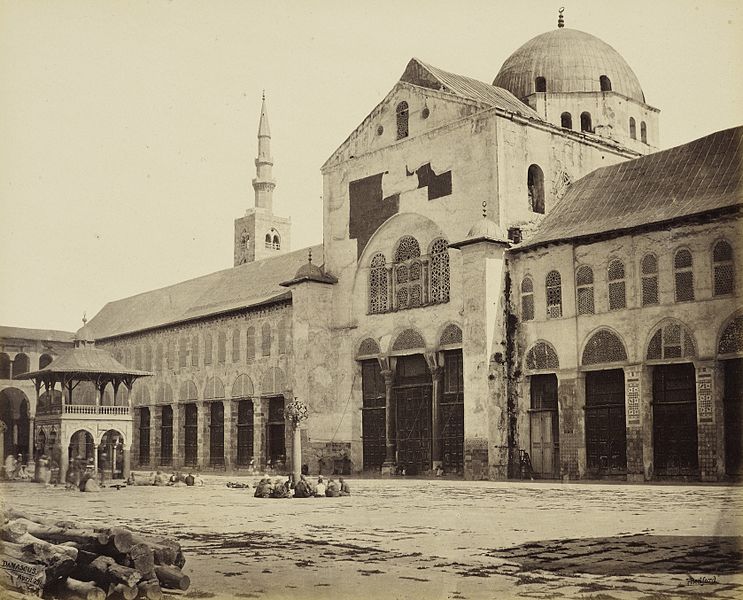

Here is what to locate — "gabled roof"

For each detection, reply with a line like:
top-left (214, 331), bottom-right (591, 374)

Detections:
top-left (517, 126), bottom-right (743, 250)
top-left (17, 345), bottom-right (150, 381)
top-left (85, 245), bottom-right (323, 340)
top-left (401, 58), bottom-right (543, 121)
top-left (0, 326), bottom-right (76, 344)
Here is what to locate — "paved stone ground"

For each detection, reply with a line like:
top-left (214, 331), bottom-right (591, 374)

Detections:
top-left (1, 477), bottom-right (742, 600)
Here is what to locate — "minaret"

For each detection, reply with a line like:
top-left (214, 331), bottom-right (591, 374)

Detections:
top-left (234, 93), bottom-right (291, 266)
top-left (252, 92), bottom-right (276, 211)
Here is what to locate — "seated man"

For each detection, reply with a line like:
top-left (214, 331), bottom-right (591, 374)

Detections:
top-left (314, 476), bottom-right (326, 497)
top-left (254, 477), bottom-right (273, 498)
top-left (292, 475), bottom-right (312, 498)
top-left (271, 478), bottom-right (289, 498)
top-left (184, 473), bottom-right (195, 487)
top-left (325, 478), bottom-right (340, 497)
top-left (338, 477), bottom-right (351, 496)
top-left (193, 473), bottom-right (204, 487)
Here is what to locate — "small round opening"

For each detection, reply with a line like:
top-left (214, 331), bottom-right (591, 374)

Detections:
top-left (377, 125), bottom-right (384, 136)
top-left (421, 107), bottom-right (430, 119)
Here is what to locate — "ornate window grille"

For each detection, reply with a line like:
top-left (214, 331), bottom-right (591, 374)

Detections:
top-left (367, 236), bottom-right (450, 314)
top-left (521, 277), bottom-right (534, 321)
top-left (674, 248), bottom-right (694, 302)
top-left (713, 241), bottom-right (734, 296)
top-left (246, 327), bottom-right (255, 361)
top-left (582, 329), bottom-right (628, 365)
top-left (608, 259), bottom-right (626, 310)
top-left (261, 323), bottom-right (272, 357)
top-left (641, 254), bottom-right (658, 306)
top-left (576, 266), bottom-right (595, 315)
top-left (526, 342), bottom-right (559, 370)
top-left (647, 322), bottom-right (696, 360)
top-left (178, 337), bottom-right (188, 368)
top-left (191, 335), bottom-right (199, 367)
top-left (718, 316), bottom-right (743, 355)
top-left (545, 270), bottom-right (562, 319)
top-left (217, 331), bottom-right (227, 364)
top-left (232, 327), bottom-right (241, 362)
top-left (439, 324), bottom-right (462, 346)
top-left (396, 101), bottom-right (409, 140)
top-left (203, 334), bottom-right (213, 366)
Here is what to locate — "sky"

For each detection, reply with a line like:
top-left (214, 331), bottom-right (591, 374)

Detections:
top-left (1, 0), bottom-right (741, 333)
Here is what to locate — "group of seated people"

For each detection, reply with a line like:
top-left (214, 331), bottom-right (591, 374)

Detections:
top-left (226, 474), bottom-right (351, 498)
top-left (127, 470), bottom-right (204, 487)
top-left (3, 454), bottom-right (32, 481)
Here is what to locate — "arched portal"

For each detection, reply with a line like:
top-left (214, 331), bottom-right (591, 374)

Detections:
top-left (67, 429), bottom-right (95, 486)
top-left (98, 429), bottom-right (126, 480)
top-left (0, 387), bottom-right (31, 464)
top-left (209, 401), bottom-right (225, 467)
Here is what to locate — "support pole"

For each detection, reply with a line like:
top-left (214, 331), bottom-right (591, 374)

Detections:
top-left (381, 369), bottom-right (396, 475)
top-left (123, 446), bottom-right (131, 480)
top-left (292, 425), bottom-right (302, 483)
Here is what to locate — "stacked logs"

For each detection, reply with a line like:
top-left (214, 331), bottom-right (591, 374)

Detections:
top-left (0, 508), bottom-right (190, 599)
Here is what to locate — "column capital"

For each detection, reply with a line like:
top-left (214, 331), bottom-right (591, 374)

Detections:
top-left (381, 369), bottom-right (395, 386)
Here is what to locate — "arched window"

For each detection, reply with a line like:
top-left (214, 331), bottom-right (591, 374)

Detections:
top-left (429, 238), bottom-right (450, 304)
top-left (178, 337), bottom-right (188, 368)
top-left (166, 341), bottom-right (175, 370)
top-left (582, 329), bottom-right (628, 365)
top-left (546, 271), bottom-right (562, 319)
top-left (272, 234), bottom-right (280, 249)
top-left (368, 253), bottom-right (389, 314)
top-left (134, 346), bottom-right (142, 370)
top-left (527, 164), bottom-right (545, 214)
top-left (560, 112), bottom-right (572, 129)
top-left (640, 121), bottom-right (647, 143)
top-left (12, 353), bottom-right (30, 377)
top-left (629, 117), bottom-right (636, 140)
top-left (608, 259), bottom-right (626, 310)
top-left (713, 240), bottom-right (734, 296)
top-left (39, 354), bottom-right (53, 369)
top-left (580, 112), bottom-right (592, 133)
top-left (576, 266), bottom-right (595, 315)
top-left (526, 342), bottom-right (559, 370)
top-left (674, 248), bottom-right (694, 302)
top-left (204, 333), bottom-right (213, 366)
top-left (191, 335), bottom-right (199, 367)
top-left (246, 327), bottom-right (256, 361)
top-left (264, 233), bottom-right (272, 249)
top-left (535, 76), bottom-right (546, 92)
top-left (240, 229), bottom-right (249, 250)
top-left (396, 101), bottom-right (409, 140)
top-left (155, 343), bottom-right (163, 371)
top-left (641, 253), bottom-right (659, 306)
top-left (232, 327), bottom-right (241, 362)
top-left (144, 345), bottom-right (152, 371)
top-left (599, 75), bottom-right (612, 92)
top-left (217, 331), bottom-right (227, 364)
top-left (278, 318), bottom-right (289, 355)
top-left (0, 353), bottom-right (10, 379)
top-left (647, 322), bottom-right (696, 360)
top-left (261, 323), bottom-right (272, 357)
top-left (521, 277), bottom-right (534, 321)
top-left (394, 236), bottom-right (422, 310)
top-left (718, 316), bottom-right (743, 355)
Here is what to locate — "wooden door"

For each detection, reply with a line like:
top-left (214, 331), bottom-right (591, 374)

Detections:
top-left (724, 359), bottom-right (743, 477)
top-left (585, 369), bottom-right (627, 475)
top-left (530, 374), bottom-right (559, 478)
top-left (653, 364), bottom-right (698, 476)
top-left (160, 405), bottom-right (173, 466)
top-left (361, 360), bottom-right (386, 471)
top-left (395, 385), bottom-right (432, 474)
top-left (184, 403), bottom-right (198, 467)
top-left (209, 401), bottom-right (225, 467)
top-left (236, 399), bottom-right (254, 466)
top-left (139, 407), bottom-right (150, 466)
top-left (266, 397), bottom-right (286, 467)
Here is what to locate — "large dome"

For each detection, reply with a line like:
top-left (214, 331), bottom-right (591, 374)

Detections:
top-left (493, 28), bottom-right (644, 103)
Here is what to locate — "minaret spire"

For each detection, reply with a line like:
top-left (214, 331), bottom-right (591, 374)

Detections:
top-left (253, 93), bottom-right (275, 211)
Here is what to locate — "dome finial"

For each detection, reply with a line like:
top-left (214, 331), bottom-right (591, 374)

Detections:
top-left (262, 89), bottom-right (265, 101)
top-left (482, 200), bottom-right (488, 219)
top-left (308, 248), bottom-right (313, 264)
top-left (82, 312), bottom-right (87, 325)
top-left (558, 7), bottom-right (565, 28)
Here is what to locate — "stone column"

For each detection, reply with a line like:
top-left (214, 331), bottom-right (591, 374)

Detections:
top-left (197, 401), bottom-right (208, 469)
top-left (172, 404), bottom-right (183, 469)
top-left (223, 399), bottom-right (232, 470)
top-left (623, 364), bottom-right (645, 482)
top-left (430, 365), bottom-right (444, 469)
top-left (291, 425), bottom-right (302, 482)
top-left (151, 407), bottom-right (162, 468)
top-left (695, 360), bottom-right (722, 482)
top-left (380, 369), bottom-right (396, 475)
top-left (59, 442), bottom-right (68, 486)
top-left (639, 365), bottom-right (654, 480)
top-left (122, 447), bottom-right (131, 479)
top-left (28, 418), bottom-right (35, 462)
top-left (93, 444), bottom-right (99, 474)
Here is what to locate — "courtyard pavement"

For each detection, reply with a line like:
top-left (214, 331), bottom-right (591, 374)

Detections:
top-left (1, 477), bottom-right (741, 600)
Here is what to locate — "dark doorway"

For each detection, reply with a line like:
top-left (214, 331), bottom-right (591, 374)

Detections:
top-left (653, 364), bottom-right (698, 477)
top-left (209, 402), bottom-right (225, 467)
top-left (441, 350), bottom-right (464, 473)
top-left (139, 407), bottom-right (150, 466)
top-left (161, 405), bottom-right (173, 466)
top-left (530, 374), bottom-right (559, 478)
top-left (723, 358), bottom-right (743, 478)
top-left (394, 355), bottom-right (432, 475)
top-left (361, 360), bottom-right (386, 471)
top-left (585, 369), bottom-right (627, 476)
top-left (237, 399), bottom-right (254, 466)
top-left (184, 403), bottom-right (198, 467)
top-left (98, 430), bottom-right (124, 480)
top-left (266, 397), bottom-right (286, 468)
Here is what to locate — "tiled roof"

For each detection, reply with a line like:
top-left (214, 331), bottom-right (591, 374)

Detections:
top-left (85, 245), bottom-right (323, 340)
top-left (401, 58), bottom-right (543, 121)
top-left (0, 326), bottom-right (76, 343)
top-left (519, 126), bottom-right (743, 250)
top-left (16, 345), bottom-right (149, 379)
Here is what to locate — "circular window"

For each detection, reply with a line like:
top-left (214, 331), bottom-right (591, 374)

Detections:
top-left (377, 125), bottom-right (384, 136)
top-left (421, 107), bottom-right (430, 119)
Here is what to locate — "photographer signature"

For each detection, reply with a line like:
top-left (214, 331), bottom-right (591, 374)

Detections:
top-left (686, 574), bottom-right (718, 586)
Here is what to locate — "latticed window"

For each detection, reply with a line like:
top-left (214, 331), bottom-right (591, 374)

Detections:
top-left (521, 277), bottom-right (534, 321)
top-left (155, 343), bottom-right (163, 371)
top-left (167, 341), bottom-right (175, 370)
top-left (582, 329), bottom-right (628, 365)
top-left (217, 331), bottom-right (227, 364)
top-left (369, 253), bottom-right (389, 314)
top-left (395, 236), bottom-right (422, 310)
top-left (278, 319), bottom-right (289, 355)
top-left (396, 101), bottom-right (409, 140)
top-left (608, 259), bottom-right (626, 310)
top-left (647, 322), bottom-right (696, 360)
top-left (178, 337), bottom-right (188, 368)
top-left (429, 238), bottom-right (450, 304)
top-left (718, 316), bottom-right (743, 355)
top-left (674, 248), bottom-right (694, 302)
top-left (191, 335), bottom-right (199, 367)
top-left (357, 338), bottom-right (380, 357)
top-left (246, 327), bottom-right (255, 361)
top-left (713, 240), bottom-right (734, 296)
top-left (439, 324), bottom-right (462, 346)
top-left (526, 342), bottom-right (559, 370)
top-left (576, 266), bottom-right (595, 315)
top-left (261, 323), bottom-right (272, 357)
top-left (144, 345), bottom-right (152, 371)
top-left (392, 329), bottom-right (426, 352)
top-left (546, 271), bottom-right (562, 319)
top-left (204, 334), bottom-right (213, 366)
top-left (641, 254), bottom-right (658, 306)
top-left (232, 328), bottom-right (241, 362)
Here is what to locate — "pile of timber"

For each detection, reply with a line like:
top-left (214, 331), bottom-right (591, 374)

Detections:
top-left (0, 508), bottom-right (190, 599)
